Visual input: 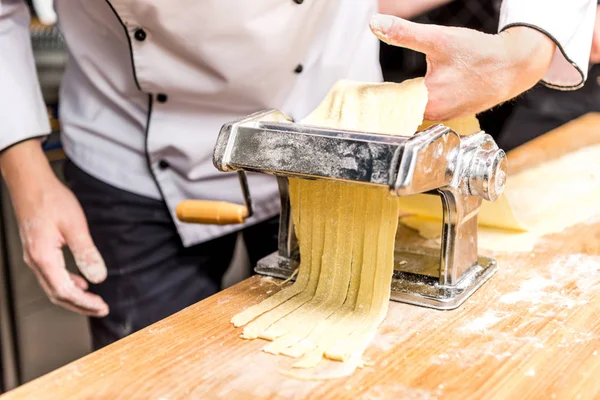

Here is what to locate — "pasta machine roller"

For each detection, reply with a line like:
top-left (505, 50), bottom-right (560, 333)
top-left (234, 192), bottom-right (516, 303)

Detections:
top-left (177, 109), bottom-right (507, 310)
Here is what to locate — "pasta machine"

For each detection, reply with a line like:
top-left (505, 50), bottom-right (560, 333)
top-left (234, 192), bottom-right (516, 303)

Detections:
top-left (177, 109), bottom-right (507, 310)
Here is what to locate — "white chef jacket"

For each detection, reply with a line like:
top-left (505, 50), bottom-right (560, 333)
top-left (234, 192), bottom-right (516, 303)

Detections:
top-left (0, 0), bottom-right (596, 247)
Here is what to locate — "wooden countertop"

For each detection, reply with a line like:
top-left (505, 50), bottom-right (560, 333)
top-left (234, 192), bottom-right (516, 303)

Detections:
top-left (3, 114), bottom-right (600, 400)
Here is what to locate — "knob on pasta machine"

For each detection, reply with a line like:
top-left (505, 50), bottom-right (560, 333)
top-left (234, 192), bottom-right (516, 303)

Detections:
top-left (468, 148), bottom-right (507, 202)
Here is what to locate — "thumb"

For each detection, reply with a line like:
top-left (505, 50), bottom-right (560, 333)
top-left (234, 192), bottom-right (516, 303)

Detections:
top-left (370, 14), bottom-right (444, 56)
top-left (63, 226), bottom-right (107, 284)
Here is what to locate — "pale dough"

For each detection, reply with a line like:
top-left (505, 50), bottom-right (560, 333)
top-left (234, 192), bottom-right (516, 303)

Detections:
top-left (238, 179), bottom-right (326, 339)
top-left (230, 78), bottom-right (429, 378)
top-left (418, 115), bottom-right (481, 137)
top-left (230, 180), bottom-right (312, 329)
top-left (399, 116), bottom-right (600, 252)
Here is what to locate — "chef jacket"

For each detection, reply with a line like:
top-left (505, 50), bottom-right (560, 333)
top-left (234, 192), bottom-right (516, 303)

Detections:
top-left (0, 0), bottom-right (596, 246)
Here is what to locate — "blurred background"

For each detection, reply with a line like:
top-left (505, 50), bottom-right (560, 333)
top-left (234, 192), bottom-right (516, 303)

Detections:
top-left (1, 0), bottom-right (598, 393)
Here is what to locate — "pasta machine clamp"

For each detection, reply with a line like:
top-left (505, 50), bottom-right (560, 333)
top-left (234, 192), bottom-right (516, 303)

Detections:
top-left (177, 109), bottom-right (507, 310)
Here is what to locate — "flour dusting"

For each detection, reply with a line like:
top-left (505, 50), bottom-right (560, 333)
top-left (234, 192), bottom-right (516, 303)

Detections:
top-left (214, 366), bottom-right (322, 399)
top-left (360, 384), bottom-right (442, 400)
top-left (499, 277), bottom-right (554, 305)
top-left (376, 253), bottom-right (600, 371)
top-left (460, 311), bottom-right (505, 332)
top-left (500, 254), bottom-right (600, 312)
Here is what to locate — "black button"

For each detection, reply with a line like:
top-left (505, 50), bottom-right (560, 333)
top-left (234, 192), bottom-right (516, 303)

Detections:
top-left (294, 64), bottom-right (303, 74)
top-left (156, 93), bottom-right (168, 103)
top-left (134, 28), bottom-right (147, 41)
top-left (158, 160), bottom-right (169, 170)
top-left (293, 0), bottom-right (304, 3)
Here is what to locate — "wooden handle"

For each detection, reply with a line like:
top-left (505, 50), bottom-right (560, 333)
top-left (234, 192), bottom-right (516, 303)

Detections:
top-left (176, 200), bottom-right (248, 225)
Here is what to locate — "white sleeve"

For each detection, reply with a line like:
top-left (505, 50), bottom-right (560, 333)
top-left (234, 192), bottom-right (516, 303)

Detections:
top-left (499, 0), bottom-right (597, 90)
top-left (0, 0), bottom-right (51, 151)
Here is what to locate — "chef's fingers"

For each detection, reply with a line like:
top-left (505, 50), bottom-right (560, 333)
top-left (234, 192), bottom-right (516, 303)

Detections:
top-left (26, 243), bottom-right (109, 317)
top-left (369, 14), bottom-right (445, 57)
top-left (32, 268), bottom-right (107, 317)
top-left (69, 272), bottom-right (89, 290)
top-left (61, 221), bottom-right (107, 284)
top-left (50, 289), bottom-right (109, 318)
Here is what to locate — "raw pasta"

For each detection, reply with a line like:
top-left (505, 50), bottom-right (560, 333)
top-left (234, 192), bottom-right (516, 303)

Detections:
top-left (230, 78), bottom-right (429, 378)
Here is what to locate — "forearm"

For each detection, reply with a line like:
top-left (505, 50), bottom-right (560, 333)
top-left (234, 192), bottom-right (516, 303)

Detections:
top-left (0, 139), bottom-right (109, 317)
top-left (0, 140), bottom-right (58, 214)
top-left (589, 5), bottom-right (600, 64)
top-left (379, 0), bottom-right (454, 19)
top-left (499, 26), bottom-right (556, 97)
top-left (499, 0), bottom-right (597, 89)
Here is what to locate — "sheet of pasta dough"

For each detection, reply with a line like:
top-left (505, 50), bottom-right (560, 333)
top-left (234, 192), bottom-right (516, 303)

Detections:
top-left (230, 78), bottom-right (429, 379)
top-left (399, 119), bottom-right (600, 252)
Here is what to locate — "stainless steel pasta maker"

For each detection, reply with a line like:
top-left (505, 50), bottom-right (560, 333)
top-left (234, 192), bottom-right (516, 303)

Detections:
top-left (179, 109), bottom-right (508, 310)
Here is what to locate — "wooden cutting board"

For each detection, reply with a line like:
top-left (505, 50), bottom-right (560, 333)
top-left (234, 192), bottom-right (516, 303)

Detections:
top-left (2, 114), bottom-right (600, 400)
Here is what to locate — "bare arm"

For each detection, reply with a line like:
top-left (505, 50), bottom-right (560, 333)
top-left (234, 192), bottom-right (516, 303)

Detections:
top-left (1, 1), bottom-right (108, 316)
top-left (0, 140), bottom-right (109, 317)
top-left (590, 5), bottom-right (600, 64)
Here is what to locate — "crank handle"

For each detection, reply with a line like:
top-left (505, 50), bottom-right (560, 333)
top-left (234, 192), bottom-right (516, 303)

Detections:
top-left (176, 200), bottom-right (248, 225)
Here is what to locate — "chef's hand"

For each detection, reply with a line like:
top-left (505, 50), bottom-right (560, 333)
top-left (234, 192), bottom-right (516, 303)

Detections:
top-left (590, 6), bottom-right (600, 64)
top-left (369, 14), bottom-right (556, 121)
top-left (0, 140), bottom-right (108, 317)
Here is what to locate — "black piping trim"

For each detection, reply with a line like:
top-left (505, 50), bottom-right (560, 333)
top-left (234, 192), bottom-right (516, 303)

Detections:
top-left (104, 0), bottom-right (143, 91)
top-left (500, 23), bottom-right (585, 91)
top-left (142, 95), bottom-right (178, 229)
top-left (0, 135), bottom-right (48, 155)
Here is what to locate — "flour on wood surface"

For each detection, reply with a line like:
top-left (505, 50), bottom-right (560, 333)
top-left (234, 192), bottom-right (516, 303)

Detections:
top-left (459, 310), bottom-right (507, 332)
top-left (212, 352), bottom-right (322, 399)
top-left (360, 383), bottom-right (443, 400)
top-left (373, 253), bottom-right (600, 370)
top-left (500, 254), bottom-right (600, 310)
